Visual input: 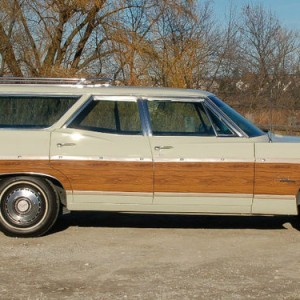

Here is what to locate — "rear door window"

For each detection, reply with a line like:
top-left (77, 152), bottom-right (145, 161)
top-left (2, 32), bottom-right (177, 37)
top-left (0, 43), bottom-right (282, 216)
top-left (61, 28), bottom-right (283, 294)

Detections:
top-left (68, 100), bottom-right (142, 135)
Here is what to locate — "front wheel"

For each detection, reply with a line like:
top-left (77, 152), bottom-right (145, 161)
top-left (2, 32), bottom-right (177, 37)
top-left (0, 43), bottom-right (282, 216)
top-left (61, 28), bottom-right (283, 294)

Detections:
top-left (0, 177), bottom-right (60, 237)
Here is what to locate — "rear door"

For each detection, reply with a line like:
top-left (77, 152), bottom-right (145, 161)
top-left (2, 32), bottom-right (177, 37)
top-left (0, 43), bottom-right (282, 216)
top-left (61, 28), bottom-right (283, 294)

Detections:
top-left (50, 96), bottom-right (153, 210)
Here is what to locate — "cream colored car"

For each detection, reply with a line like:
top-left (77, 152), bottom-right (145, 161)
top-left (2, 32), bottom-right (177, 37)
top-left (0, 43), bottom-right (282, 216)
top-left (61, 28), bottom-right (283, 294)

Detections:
top-left (0, 78), bottom-right (299, 237)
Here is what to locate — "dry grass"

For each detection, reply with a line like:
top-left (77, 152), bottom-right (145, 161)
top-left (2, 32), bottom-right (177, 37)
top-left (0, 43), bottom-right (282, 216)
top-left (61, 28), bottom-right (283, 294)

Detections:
top-left (235, 107), bottom-right (300, 135)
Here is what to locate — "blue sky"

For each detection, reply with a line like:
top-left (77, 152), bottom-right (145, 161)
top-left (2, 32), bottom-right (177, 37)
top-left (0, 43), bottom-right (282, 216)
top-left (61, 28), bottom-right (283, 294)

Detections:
top-left (212, 0), bottom-right (300, 30)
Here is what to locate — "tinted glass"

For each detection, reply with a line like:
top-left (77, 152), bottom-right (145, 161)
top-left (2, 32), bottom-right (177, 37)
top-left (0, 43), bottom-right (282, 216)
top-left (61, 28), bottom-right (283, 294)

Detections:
top-left (148, 101), bottom-right (215, 136)
top-left (205, 105), bottom-right (234, 136)
top-left (0, 96), bottom-right (78, 128)
top-left (69, 100), bottom-right (142, 135)
top-left (208, 96), bottom-right (265, 137)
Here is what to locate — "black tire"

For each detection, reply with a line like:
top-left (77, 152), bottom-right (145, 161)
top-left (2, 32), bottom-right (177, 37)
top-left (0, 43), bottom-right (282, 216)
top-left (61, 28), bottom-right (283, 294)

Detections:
top-left (0, 176), bottom-right (60, 237)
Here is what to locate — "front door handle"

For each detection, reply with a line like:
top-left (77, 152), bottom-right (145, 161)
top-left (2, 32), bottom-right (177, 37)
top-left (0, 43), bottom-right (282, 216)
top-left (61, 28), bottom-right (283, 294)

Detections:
top-left (154, 145), bottom-right (174, 151)
top-left (57, 143), bottom-right (76, 148)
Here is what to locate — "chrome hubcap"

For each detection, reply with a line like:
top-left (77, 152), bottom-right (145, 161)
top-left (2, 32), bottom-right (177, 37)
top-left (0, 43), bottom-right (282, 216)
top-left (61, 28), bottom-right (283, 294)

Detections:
top-left (3, 187), bottom-right (43, 226)
top-left (15, 198), bottom-right (31, 213)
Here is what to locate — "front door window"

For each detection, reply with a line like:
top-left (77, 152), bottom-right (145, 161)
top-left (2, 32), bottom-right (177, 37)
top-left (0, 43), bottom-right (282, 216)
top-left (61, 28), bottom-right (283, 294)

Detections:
top-left (147, 101), bottom-right (234, 136)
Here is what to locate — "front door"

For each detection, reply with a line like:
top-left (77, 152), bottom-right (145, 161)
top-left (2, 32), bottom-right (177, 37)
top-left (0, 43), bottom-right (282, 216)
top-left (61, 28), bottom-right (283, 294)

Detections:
top-left (147, 99), bottom-right (255, 214)
top-left (50, 97), bottom-right (153, 210)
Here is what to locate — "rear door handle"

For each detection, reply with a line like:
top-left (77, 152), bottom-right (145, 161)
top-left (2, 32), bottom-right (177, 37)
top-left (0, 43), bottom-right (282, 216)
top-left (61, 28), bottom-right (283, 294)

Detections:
top-left (154, 145), bottom-right (173, 151)
top-left (57, 143), bottom-right (76, 148)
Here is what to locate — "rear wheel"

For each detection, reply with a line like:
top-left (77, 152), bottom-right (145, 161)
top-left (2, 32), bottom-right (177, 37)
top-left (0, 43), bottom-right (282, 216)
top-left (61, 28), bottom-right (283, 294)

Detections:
top-left (0, 177), bottom-right (60, 237)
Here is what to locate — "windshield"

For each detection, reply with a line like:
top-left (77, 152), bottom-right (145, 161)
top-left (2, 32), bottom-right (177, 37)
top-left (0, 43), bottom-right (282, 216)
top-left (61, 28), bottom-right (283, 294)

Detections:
top-left (208, 96), bottom-right (265, 137)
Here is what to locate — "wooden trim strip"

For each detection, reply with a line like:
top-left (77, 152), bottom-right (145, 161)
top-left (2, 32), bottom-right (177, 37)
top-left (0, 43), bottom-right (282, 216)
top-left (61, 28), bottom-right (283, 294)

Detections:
top-left (0, 160), bottom-right (72, 190)
top-left (0, 159), bottom-right (299, 197)
top-left (254, 163), bottom-right (300, 195)
top-left (51, 160), bottom-right (154, 193)
top-left (154, 162), bottom-right (254, 194)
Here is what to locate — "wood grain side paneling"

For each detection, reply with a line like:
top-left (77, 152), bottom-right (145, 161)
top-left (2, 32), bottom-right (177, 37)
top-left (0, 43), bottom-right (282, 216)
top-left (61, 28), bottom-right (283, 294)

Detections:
top-left (255, 163), bottom-right (300, 195)
top-left (3, 160), bottom-right (299, 197)
top-left (51, 160), bottom-right (153, 193)
top-left (0, 160), bottom-right (72, 189)
top-left (154, 162), bottom-right (254, 194)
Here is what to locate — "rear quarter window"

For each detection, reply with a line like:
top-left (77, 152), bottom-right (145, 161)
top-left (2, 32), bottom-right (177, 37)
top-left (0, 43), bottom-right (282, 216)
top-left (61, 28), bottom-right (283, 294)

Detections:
top-left (0, 96), bottom-right (79, 128)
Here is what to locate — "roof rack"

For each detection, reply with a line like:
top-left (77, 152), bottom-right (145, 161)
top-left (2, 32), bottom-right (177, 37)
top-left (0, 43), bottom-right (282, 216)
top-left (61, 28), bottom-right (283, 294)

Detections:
top-left (0, 77), bottom-right (112, 86)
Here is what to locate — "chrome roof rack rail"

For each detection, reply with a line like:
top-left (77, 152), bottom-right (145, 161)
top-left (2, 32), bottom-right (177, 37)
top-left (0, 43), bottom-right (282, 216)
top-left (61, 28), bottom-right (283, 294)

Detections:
top-left (0, 77), bottom-right (112, 86)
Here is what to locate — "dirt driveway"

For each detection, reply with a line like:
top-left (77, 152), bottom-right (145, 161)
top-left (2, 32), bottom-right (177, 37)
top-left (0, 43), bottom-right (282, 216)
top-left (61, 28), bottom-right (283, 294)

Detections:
top-left (1, 212), bottom-right (300, 300)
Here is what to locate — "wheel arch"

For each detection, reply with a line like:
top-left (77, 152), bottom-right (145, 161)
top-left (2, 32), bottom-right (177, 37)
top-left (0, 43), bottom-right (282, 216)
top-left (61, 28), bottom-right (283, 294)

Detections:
top-left (297, 190), bottom-right (300, 215)
top-left (0, 172), bottom-right (67, 207)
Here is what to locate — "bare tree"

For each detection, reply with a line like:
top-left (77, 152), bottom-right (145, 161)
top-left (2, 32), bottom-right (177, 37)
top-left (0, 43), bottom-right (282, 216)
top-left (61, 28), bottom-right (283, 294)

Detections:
top-left (237, 3), bottom-right (299, 106)
top-left (108, 0), bottom-right (162, 85)
top-left (0, 0), bottom-right (23, 75)
top-left (0, 0), bottom-right (135, 76)
top-left (0, 0), bottom-right (299, 127)
top-left (149, 0), bottom-right (218, 88)
top-left (0, 0), bottom-right (202, 82)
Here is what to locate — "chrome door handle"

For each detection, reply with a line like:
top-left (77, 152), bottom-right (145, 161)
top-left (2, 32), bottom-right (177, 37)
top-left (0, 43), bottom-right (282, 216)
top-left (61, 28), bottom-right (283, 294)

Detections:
top-left (154, 145), bottom-right (173, 151)
top-left (57, 143), bottom-right (76, 148)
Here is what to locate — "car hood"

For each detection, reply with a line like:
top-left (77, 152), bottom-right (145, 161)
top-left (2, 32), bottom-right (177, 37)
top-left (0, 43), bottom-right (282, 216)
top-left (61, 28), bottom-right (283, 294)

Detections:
top-left (270, 133), bottom-right (300, 143)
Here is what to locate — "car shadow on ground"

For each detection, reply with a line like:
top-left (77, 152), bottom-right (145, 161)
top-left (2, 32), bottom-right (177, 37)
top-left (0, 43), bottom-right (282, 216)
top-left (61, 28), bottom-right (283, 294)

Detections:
top-left (50, 211), bottom-right (300, 235)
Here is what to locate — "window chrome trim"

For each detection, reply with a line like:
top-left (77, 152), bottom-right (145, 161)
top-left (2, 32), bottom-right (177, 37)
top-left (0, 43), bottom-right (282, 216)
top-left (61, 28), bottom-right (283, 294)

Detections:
top-left (201, 103), bottom-right (218, 137)
top-left (63, 96), bottom-right (93, 129)
top-left (0, 93), bottom-right (82, 97)
top-left (138, 100), bottom-right (152, 136)
top-left (204, 99), bottom-right (246, 137)
top-left (202, 102), bottom-right (238, 137)
top-left (93, 95), bottom-right (138, 102)
top-left (63, 96), bottom-right (144, 136)
top-left (145, 97), bottom-right (236, 137)
top-left (0, 127), bottom-right (52, 131)
top-left (146, 96), bottom-right (205, 102)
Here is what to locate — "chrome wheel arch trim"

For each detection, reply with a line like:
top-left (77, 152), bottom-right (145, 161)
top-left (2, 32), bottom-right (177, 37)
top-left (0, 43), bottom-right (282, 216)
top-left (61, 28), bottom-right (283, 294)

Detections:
top-left (0, 172), bottom-right (67, 204)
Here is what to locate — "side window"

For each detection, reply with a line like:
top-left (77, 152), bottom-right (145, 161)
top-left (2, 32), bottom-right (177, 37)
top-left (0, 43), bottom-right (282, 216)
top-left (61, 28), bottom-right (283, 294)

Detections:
top-left (148, 101), bottom-right (215, 136)
top-left (68, 100), bottom-right (142, 135)
top-left (0, 96), bottom-right (78, 128)
top-left (204, 105), bottom-right (235, 136)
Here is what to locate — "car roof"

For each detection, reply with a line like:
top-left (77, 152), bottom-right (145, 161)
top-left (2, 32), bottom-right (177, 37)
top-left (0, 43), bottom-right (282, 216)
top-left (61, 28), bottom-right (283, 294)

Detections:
top-left (0, 84), bottom-right (213, 99)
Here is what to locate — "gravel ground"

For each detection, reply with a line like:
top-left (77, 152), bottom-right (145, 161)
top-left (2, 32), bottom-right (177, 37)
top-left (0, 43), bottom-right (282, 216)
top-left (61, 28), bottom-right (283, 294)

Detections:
top-left (1, 212), bottom-right (300, 300)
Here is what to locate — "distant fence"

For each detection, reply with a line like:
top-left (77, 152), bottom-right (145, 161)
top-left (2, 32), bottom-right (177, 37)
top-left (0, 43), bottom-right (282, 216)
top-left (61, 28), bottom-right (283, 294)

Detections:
top-left (257, 124), bottom-right (300, 135)
top-left (230, 104), bottom-right (300, 136)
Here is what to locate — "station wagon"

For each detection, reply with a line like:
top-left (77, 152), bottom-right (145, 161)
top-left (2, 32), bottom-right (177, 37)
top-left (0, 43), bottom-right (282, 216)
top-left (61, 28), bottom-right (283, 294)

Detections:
top-left (0, 77), bottom-right (299, 237)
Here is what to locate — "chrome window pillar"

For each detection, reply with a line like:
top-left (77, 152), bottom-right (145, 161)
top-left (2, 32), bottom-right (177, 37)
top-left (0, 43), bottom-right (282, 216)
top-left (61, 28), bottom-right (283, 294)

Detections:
top-left (138, 99), bottom-right (152, 136)
top-left (204, 99), bottom-right (246, 137)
